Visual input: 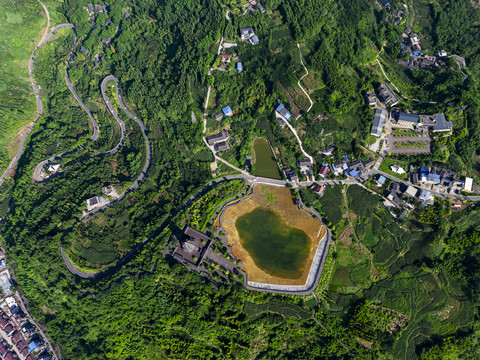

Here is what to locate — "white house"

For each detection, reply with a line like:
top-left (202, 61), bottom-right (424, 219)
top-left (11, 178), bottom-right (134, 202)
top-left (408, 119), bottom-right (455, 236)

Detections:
top-left (390, 165), bottom-right (405, 174)
top-left (48, 164), bottom-right (61, 172)
top-left (464, 177), bottom-right (474, 192)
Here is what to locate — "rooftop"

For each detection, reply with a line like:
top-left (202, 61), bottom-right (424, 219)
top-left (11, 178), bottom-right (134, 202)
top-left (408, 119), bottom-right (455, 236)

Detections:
top-left (371, 109), bottom-right (387, 137)
top-left (206, 130), bottom-right (230, 146)
top-left (222, 106), bottom-right (233, 115)
top-left (276, 103), bottom-right (292, 120)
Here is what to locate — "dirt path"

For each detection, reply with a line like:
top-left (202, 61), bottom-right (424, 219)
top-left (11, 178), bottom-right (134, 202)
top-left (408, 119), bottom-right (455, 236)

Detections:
top-left (296, 43), bottom-right (314, 116)
top-left (202, 81), bottom-right (248, 175)
top-left (375, 57), bottom-right (437, 105)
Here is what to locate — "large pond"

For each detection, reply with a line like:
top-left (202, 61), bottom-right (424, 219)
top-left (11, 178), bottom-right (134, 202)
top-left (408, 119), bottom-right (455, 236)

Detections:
top-left (253, 138), bottom-right (282, 179)
top-left (235, 207), bottom-right (311, 279)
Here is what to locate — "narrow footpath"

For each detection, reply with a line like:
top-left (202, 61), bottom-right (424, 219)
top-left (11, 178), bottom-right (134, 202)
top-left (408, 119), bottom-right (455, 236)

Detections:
top-left (375, 57), bottom-right (437, 105)
top-left (296, 43), bottom-right (314, 115)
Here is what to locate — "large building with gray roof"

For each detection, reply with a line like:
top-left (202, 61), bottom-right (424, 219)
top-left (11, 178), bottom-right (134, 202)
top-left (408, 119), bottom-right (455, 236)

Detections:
top-left (370, 109), bottom-right (387, 137)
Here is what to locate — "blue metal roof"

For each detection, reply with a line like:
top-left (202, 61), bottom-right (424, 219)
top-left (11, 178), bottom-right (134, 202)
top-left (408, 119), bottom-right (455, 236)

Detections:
top-left (378, 175), bottom-right (386, 184)
top-left (350, 169), bottom-right (360, 177)
top-left (222, 106), bottom-right (232, 115)
top-left (427, 173), bottom-right (441, 184)
top-left (236, 62), bottom-right (242, 72)
top-left (413, 51), bottom-right (421, 56)
top-left (276, 103), bottom-right (292, 119)
top-left (28, 341), bottom-right (38, 352)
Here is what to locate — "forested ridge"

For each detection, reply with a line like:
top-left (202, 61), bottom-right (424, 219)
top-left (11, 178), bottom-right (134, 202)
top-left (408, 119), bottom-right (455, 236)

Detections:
top-left (1, 0), bottom-right (480, 359)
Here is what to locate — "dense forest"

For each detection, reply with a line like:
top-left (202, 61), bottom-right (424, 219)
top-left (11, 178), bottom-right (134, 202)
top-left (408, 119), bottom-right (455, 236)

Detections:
top-left (1, 0), bottom-right (480, 359)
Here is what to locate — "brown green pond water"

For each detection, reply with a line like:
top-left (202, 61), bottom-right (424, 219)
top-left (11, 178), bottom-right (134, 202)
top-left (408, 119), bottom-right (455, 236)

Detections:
top-left (235, 207), bottom-right (311, 279)
top-left (253, 138), bottom-right (282, 179)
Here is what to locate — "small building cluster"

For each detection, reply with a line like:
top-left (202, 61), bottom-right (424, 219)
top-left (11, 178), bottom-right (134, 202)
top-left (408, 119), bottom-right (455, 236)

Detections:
top-left (275, 102), bottom-right (292, 127)
top-left (239, 27), bottom-right (259, 45)
top-left (0, 253), bottom-right (53, 360)
top-left (243, 0), bottom-right (266, 14)
top-left (397, 26), bottom-right (459, 71)
top-left (412, 166), bottom-right (473, 194)
top-left (206, 130), bottom-right (230, 154)
top-left (382, 0), bottom-right (392, 11)
top-left (364, 91), bottom-right (377, 106)
top-left (297, 158), bottom-right (313, 177)
top-left (392, 9), bottom-right (404, 26)
top-left (393, 112), bottom-right (453, 132)
top-left (85, 195), bottom-right (106, 211)
top-left (284, 168), bottom-right (299, 182)
top-left (311, 183), bottom-right (325, 196)
top-left (166, 224), bottom-right (246, 289)
top-left (377, 84), bottom-right (399, 107)
top-left (171, 226), bottom-right (211, 267)
top-left (331, 157), bottom-right (375, 178)
top-left (375, 164), bottom-right (475, 212)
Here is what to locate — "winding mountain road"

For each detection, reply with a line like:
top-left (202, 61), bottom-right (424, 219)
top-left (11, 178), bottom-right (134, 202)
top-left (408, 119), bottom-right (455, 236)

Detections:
top-left (8, 18), bottom-right (480, 283)
top-left (32, 24), bottom-right (104, 182)
top-left (60, 165), bottom-right (480, 280)
top-left (0, 0), bottom-right (51, 186)
top-left (60, 75), bottom-right (152, 276)
top-left (11, 19), bottom-right (152, 277)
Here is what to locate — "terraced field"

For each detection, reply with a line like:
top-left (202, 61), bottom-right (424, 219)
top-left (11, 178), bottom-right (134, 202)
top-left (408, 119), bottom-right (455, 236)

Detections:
top-left (321, 185), bottom-right (477, 358)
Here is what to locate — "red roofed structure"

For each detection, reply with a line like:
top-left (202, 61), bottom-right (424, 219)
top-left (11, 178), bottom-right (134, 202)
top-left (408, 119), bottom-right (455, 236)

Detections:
top-left (0, 317), bottom-right (8, 328)
top-left (12, 331), bottom-right (23, 344)
top-left (318, 165), bottom-right (330, 178)
top-left (220, 54), bottom-right (231, 63)
top-left (17, 339), bottom-right (26, 350)
top-left (4, 324), bottom-right (14, 335)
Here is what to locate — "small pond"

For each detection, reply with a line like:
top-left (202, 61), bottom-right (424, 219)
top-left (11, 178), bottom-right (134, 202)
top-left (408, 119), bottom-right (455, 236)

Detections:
top-left (253, 138), bottom-right (282, 179)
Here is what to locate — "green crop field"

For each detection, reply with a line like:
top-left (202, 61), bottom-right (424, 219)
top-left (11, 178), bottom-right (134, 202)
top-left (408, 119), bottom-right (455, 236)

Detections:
top-left (0, 0), bottom-right (46, 172)
top-left (318, 185), bottom-right (344, 226)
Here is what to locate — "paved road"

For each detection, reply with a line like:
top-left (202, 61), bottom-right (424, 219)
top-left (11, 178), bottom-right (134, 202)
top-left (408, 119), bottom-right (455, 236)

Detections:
top-left (449, 55), bottom-right (466, 70)
top-left (60, 76), bottom-right (152, 277)
top-left (60, 166), bottom-right (480, 279)
top-left (0, 1), bottom-right (51, 186)
top-left (69, 75), bottom-right (151, 222)
top-left (32, 67), bottom-right (126, 182)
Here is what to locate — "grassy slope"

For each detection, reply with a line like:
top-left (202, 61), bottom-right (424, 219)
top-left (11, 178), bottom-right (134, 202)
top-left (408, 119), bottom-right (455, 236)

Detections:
top-left (0, 0), bottom-right (46, 172)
